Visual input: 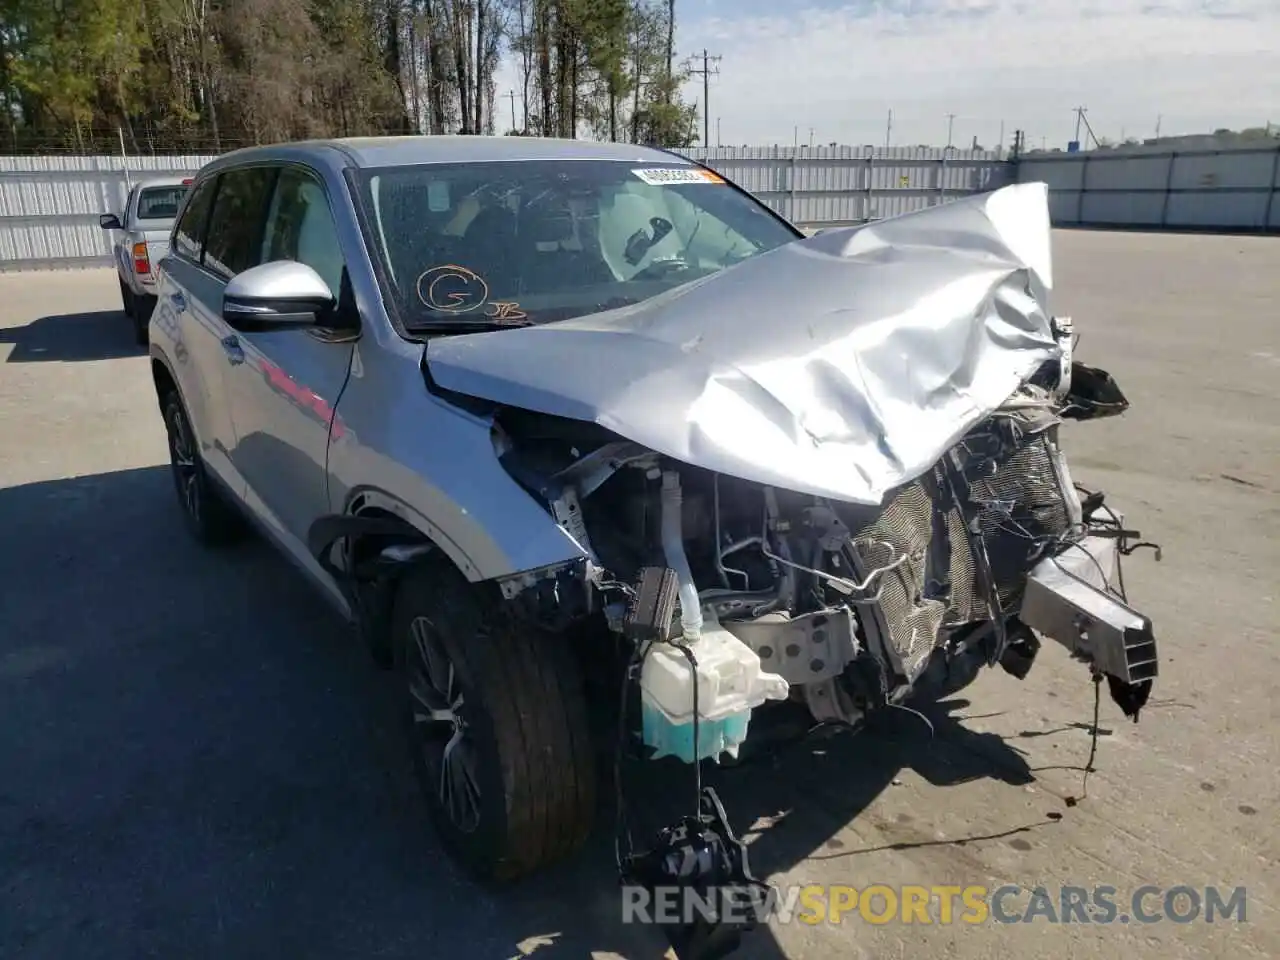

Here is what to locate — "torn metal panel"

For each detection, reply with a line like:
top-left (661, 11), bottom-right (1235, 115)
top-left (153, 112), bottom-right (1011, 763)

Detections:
top-left (426, 182), bottom-right (1060, 506)
top-left (1021, 536), bottom-right (1158, 686)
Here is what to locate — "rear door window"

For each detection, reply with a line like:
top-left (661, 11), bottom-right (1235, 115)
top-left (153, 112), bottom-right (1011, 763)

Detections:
top-left (172, 177), bottom-right (216, 262)
top-left (202, 167), bottom-right (278, 280)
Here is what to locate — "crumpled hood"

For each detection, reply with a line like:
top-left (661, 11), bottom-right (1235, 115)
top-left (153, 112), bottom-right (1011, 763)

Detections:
top-left (426, 181), bottom-right (1060, 506)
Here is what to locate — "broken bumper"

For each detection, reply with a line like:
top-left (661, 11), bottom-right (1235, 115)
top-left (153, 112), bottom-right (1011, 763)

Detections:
top-left (1020, 533), bottom-right (1158, 705)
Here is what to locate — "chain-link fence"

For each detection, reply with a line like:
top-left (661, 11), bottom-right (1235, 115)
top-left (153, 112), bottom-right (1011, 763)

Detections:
top-left (1, 126), bottom-right (261, 157)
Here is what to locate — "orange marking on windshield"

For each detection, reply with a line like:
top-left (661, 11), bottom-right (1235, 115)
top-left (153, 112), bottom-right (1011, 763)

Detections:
top-left (416, 263), bottom-right (489, 313)
top-left (485, 301), bottom-right (527, 322)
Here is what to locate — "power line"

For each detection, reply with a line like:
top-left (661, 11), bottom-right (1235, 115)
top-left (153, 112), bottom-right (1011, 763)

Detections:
top-left (685, 49), bottom-right (722, 147)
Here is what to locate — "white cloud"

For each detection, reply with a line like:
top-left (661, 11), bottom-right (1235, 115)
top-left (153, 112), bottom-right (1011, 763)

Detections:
top-left (488, 0), bottom-right (1280, 148)
top-left (666, 0), bottom-right (1280, 148)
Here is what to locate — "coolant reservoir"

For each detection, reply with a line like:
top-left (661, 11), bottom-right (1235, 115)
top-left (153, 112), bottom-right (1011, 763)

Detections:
top-left (640, 622), bottom-right (790, 763)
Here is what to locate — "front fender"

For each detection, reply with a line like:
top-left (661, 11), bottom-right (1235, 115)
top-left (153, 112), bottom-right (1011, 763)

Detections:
top-left (325, 359), bottom-right (588, 583)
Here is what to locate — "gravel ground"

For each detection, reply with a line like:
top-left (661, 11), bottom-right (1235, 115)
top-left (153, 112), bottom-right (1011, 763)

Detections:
top-left (1, 230), bottom-right (1277, 960)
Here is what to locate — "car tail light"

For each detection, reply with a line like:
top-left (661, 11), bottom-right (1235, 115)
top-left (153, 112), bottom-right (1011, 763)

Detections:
top-left (182, 178), bottom-right (193, 185)
top-left (132, 241), bottom-right (151, 276)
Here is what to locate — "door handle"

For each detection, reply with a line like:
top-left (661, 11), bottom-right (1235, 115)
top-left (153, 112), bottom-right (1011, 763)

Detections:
top-left (221, 334), bottom-right (245, 365)
top-left (170, 291), bottom-right (187, 311)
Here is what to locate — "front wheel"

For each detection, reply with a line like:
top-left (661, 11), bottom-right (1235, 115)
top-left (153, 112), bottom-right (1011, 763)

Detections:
top-left (391, 564), bottom-right (596, 882)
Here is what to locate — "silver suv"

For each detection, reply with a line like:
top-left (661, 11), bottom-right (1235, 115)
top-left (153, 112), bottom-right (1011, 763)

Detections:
top-left (150, 137), bottom-right (1158, 939)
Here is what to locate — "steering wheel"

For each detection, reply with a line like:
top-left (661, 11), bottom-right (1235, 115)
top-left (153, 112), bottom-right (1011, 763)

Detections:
top-left (629, 256), bottom-right (694, 282)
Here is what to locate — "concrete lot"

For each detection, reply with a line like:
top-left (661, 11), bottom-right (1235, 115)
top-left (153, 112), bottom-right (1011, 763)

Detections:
top-left (1, 231), bottom-right (1277, 960)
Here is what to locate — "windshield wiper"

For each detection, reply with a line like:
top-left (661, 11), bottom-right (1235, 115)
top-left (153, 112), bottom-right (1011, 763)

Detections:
top-left (404, 316), bottom-right (536, 334)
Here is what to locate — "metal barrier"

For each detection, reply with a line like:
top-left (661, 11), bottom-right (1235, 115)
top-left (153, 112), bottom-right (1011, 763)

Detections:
top-left (0, 155), bottom-right (210, 270)
top-left (1017, 144), bottom-right (1280, 232)
top-left (0, 146), bottom-right (1014, 271)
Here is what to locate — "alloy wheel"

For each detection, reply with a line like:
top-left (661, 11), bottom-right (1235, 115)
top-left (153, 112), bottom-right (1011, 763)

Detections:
top-left (406, 615), bottom-right (482, 834)
top-left (165, 401), bottom-right (201, 524)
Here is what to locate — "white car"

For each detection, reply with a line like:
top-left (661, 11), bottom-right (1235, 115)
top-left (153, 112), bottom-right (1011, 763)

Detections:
top-left (99, 176), bottom-right (191, 343)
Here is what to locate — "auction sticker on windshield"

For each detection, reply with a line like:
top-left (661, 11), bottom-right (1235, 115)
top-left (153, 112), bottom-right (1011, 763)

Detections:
top-left (632, 167), bottom-right (724, 185)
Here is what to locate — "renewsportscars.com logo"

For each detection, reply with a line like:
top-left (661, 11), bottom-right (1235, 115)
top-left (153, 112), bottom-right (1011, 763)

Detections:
top-left (622, 884), bottom-right (1249, 927)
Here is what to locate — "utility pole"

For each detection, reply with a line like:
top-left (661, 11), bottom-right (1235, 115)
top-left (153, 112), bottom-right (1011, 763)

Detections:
top-left (1075, 106), bottom-right (1105, 149)
top-left (504, 90), bottom-right (518, 133)
top-left (885, 109), bottom-right (893, 150)
top-left (945, 112), bottom-right (956, 148)
top-left (809, 127), bottom-right (814, 149)
top-left (716, 116), bottom-right (721, 147)
top-left (998, 119), bottom-right (1005, 157)
top-left (1155, 114), bottom-right (1162, 139)
top-left (685, 49), bottom-right (722, 148)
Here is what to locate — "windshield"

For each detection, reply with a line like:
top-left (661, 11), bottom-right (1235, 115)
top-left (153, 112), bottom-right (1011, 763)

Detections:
top-left (355, 159), bottom-right (798, 330)
top-left (137, 185), bottom-right (188, 221)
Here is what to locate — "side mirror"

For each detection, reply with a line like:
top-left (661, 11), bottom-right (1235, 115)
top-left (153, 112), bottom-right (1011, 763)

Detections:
top-left (100, 213), bottom-right (123, 230)
top-left (222, 261), bottom-right (335, 330)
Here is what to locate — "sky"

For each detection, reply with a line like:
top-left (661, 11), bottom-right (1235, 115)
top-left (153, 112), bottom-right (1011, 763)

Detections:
top-left (494, 0), bottom-right (1280, 149)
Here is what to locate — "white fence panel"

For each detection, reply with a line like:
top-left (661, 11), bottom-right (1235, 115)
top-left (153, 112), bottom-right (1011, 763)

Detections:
top-left (0, 147), bottom-right (1014, 270)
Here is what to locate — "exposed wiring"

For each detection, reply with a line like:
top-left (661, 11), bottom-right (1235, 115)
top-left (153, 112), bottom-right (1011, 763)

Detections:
top-left (664, 639), bottom-right (704, 812)
top-left (1068, 670), bottom-right (1104, 807)
top-left (1050, 538), bottom-right (1114, 595)
top-left (613, 637), bottom-right (648, 870)
top-left (940, 457), bottom-right (1010, 666)
top-left (887, 702), bottom-right (936, 738)
top-left (615, 630), bottom-right (706, 872)
top-left (969, 490), bottom-right (1120, 599)
top-left (760, 514), bottom-right (909, 597)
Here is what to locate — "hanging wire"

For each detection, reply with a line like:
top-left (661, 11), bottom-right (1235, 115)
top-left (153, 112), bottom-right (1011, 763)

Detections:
top-left (1067, 670), bottom-right (1104, 808)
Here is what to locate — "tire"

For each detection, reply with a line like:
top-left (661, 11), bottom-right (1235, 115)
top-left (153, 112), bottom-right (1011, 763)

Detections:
top-left (135, 293), bottom-right (157, 321)
top-left (133, 294), bottom-right (156, 346)
top-left (392, 563), bottom-right (596, 882)
top-left (119, 278), bottom-right (134, 319)
top-left (161, 390), bottom-right (246, 546)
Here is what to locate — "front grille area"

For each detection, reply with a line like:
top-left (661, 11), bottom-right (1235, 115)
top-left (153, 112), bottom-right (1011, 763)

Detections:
top-left (846, 421), bottom-right (1073, 681)
top-left (969, 431), bottom-right (1073, 607)
top-left (851, 483), bottom-right (946, 680)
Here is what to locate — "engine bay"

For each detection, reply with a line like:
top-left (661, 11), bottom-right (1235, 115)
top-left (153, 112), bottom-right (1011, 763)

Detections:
top-left (491, 354), bottom-right (1155, 725)
top-left (480, 354), bottom-right (1161, 957)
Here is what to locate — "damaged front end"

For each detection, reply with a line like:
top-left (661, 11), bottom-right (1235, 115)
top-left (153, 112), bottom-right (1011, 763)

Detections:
top-left (483, 364), bottom-right (1156, 957)
top-left (423, 183), bottom-right (1160, 958)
